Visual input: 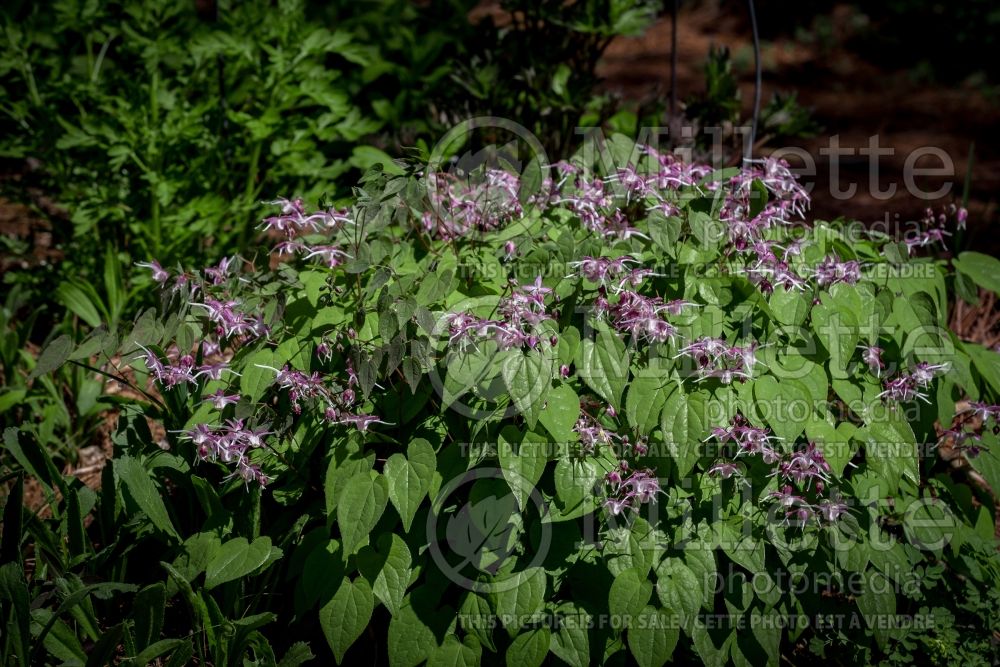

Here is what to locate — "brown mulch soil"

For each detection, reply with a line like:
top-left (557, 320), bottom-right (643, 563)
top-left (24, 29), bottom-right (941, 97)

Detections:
top-left (597, 3), bottom-right (1000, 254)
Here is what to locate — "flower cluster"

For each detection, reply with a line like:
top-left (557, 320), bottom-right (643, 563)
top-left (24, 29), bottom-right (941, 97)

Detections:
top-left (258, 362), bottom-right (384, 432)
top-left (936, 401), bottom-right (1000, 459)
top-left (939, 428), bottom-right (984, 458)
top-left (136, 260), bottom-right (170, 284)
top-left (706, 460), bottom-right (742, 479)
top-left (575, 412), bottom-right (624, 455)
top-left (424, 169), bottom-right (523, 240)
top-left (135, 239), bottom-right (388, 488)
top-left (743, 238), bottom-right (810, 294)
top-left (136, 260), bottom-right (209, 298)
top-left (269, 365), bottom-right (327, 412)
top-left (203, 388), bottom-right (241, 409)
top-left (878, 361), bottom-right (950, 403)
top-left (143, 259), bottom-right (269, 342)
top-left (968, 401), bottom-right (1000, 422)
top-left (813, 254), bottom-right (862, 287)
top-left (447, 277), bottom-right (554, 350)
top-left (181, 419), bottom-right (272, 486)
top-left (416, 146), bottom-right (854, 309)
top-left (262, 197), bottom-right (353, 267)
top-left (549, 157), bottom-right (720, 238)
top-left (676, 337), bottom-right (759, 383)
top-left (709, 414), bottom-right (781, 463)
top-left (573, 405), bottom-right (660, 516)
top-left (569, 255), bottom-right (641, 289)
top-left (596, 290), bottom-right (679, 345)
top-left (556, 177), bottom-right (623, 237)
top-left (771, 442), bottom-right (832, 491)
top-left (903, 204), bottom-right (966, 254)
top-left (603, 464), bottom-right (663, 516)
top-left (718, 159), bottom-right (809, 245)
top-left (639, 147), bottom-right (713, 191)
top-left (421, 146), bottom-right (832, 302)
top-left (569, 255), bottom-right (693, 345)
top-left (193, 297), bottom-right (271, 340)
top-left (136, 344), bottom-right (236, 389)
top-left (707, 414), bottom-right (843, 526)
top-left (738, 157), bottom-right (811, 222)
top-left (860, 345), bottom-right (885, 377)
top-left (263, 197), bottom-right (352, 236)
top-left (768, 485), bottom-right (848, 524)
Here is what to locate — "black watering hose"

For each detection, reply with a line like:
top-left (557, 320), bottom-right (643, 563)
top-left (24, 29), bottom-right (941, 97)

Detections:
top-left (670, 0), bottom-right (679, 119)
top-left (747, 0), bottom-right (762, 162)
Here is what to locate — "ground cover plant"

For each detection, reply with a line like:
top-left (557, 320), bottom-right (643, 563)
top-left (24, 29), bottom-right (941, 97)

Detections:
top-left (3, 130), bottom-right (1000, 665)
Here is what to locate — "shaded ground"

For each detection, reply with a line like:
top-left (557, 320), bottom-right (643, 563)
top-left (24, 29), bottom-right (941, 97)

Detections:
top-left (597, 3), bottom-right (1000, 253)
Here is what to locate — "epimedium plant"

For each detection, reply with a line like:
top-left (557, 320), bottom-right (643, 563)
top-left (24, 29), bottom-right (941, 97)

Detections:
top-left (5, 133), bottom-right (1000, 666)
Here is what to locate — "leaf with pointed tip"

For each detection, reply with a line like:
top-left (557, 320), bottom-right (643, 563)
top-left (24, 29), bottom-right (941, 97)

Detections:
top-left (577, 323), bottom-right (629, 411)
top-left (548, 603), bottom-right (590, 667)
top-left (753, 376), bottom-right (812, 444)
top-left (0, 562), bottom-right (30, 667)
top-left (862, 415), bottom-right (917, 491)
top-left (384, 453), bottom-right (430, 532)
top-left (132, 583), bottom-right (165, 651)
top-left (502, 347), bottom-right (555, 428)
top-left (498, 427), bottom-right (548, 510)
top-left (954, 251), bottom-right (1000, 294)
top-left (428, 635), bottom-right (480, 667)
top-left (857, 570), bottom-right (896, 649)
top-left (506, 628), bottom-right (550, 667)
top-left (362, 533), bottom-right (412, 617)
top-left (609, 568), bottom-right (653, 622)
top-left (388, 600), bottom-right (437, 667)
top-left (552, 457), bottom-right (604, 521)
top-left (29, 335), bottom-right (73, 380)
top-left (204, 537), bottom-right (277, 589)
top-left (277, 642), bottom-right (315, 667)
top-left (628, 606), bottom-right (679, 667)
top-left (683, 542), bottom-right (717, 611)
top-left (240, 349), bottom-right (277, 402)
top-left (811, 301), bottom-right (859, 375)
top-left (768, 286), bottom-right (810, 327)
top-left (115, 456), bottom-right (178, 540)
top-left (655, 558), bottom-right (702, 631)
top-left (660, 390), bottom-right (708, 478)
top-left (337, 473), bottom-right (388, 555)
top-left (460, 592), bottom-right (496, 652)
top-left (537, 383), bottom-right (580, 442)
top-left (320, 577), bottom-right (374, 663)
top-left (493, 567), bottom-right (546, 634)
top-left (626, 369), bottom-right (674, 436)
